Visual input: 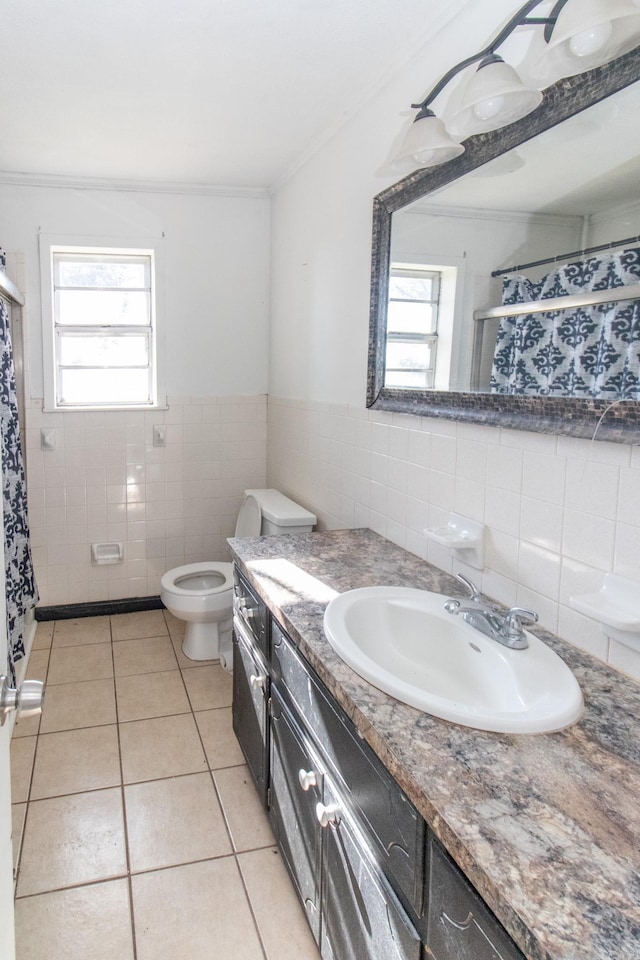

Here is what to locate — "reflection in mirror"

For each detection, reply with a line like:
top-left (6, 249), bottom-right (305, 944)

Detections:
top-left (368, 51), bottom-right (640, 441)
top-left (387, 80), bottom-right (640, 397)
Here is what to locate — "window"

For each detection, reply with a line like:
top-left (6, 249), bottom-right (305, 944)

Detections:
top-left (41, 240), bottom-right (164, 410)
top-left (385, 267), bottom-right (441, 389)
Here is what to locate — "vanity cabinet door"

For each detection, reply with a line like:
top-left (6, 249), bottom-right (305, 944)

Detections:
top-left (272, 619), bottom-right (425, 915)
top-left (269, 689), bottom-right (323, 942)
top-left (319, 778), bottom-right (422, 960)
top-left (426, 838), bottom-right (524, 960)
top-left (232, 617), bottom-right (270, 806)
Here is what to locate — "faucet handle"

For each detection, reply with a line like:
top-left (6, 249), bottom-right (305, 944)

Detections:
top-left (455, 573), bottom-right (482, 602)
top-left (503, 607), bottom-right (538, 638)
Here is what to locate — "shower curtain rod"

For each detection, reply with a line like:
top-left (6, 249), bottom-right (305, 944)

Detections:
top-left (491, 233), bottom-right (640, 278)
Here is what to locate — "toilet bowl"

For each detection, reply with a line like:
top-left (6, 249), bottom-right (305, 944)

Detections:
top-left (160, 489), bottom-right (316, 664)
top-left (160, 561), bottom-right (234, 662)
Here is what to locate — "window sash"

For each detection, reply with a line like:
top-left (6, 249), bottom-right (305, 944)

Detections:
top-left (49, 248), bottom-right (157, 409)
top-left (385, 267), bottom-right (441, 390)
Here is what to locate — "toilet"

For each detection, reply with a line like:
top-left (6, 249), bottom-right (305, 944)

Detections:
top-left (160, 489), bottom-right (316, 664)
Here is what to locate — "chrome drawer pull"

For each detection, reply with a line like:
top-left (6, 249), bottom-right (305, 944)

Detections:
top-left (298, 768), bottom-right (317, 791)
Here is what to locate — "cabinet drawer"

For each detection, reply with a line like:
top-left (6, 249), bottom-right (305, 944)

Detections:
top-left (321, 777), bottom-right (421, 960)
top-left (233, 566), bottom-right (269, 657)
top-left (271, 619), bottom-right (425, 916)
top-left (232, 618), bottom-right (269, 805)
top-left (427, 837), bottom-right (524, 960)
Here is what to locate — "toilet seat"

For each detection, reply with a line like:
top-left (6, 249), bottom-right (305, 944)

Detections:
top-left (161, 561), bottom-right (233, 597)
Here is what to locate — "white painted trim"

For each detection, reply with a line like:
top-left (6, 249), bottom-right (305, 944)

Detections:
top-left (0, 170), bottom-right (269, 199)
top-left (39, 233), bottom-right (168, 412)
top-left (401, 201), bottom-right (582, 228)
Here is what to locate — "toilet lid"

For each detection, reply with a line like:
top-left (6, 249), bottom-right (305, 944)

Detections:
top-left (235, 494), bottom-right (262, 537)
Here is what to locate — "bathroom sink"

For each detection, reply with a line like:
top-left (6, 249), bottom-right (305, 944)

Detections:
top-left (323, 587), bottom-right (583, 734)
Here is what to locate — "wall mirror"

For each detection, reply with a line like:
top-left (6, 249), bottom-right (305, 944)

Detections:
top-left (367, 49), bottom-right (640, 442)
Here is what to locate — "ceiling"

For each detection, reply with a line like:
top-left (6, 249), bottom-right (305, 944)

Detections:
top-left (0, 0), bottom-right (468, 190)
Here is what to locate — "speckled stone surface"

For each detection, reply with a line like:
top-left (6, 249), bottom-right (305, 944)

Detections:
top-left (229, 528), bottom-right (640, 960)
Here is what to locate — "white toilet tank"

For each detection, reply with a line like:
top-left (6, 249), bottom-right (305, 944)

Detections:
top-left (235, 489), bottom-right (316, 537)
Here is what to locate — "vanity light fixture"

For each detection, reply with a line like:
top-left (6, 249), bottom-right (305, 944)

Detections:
top-left (396, 0), bottom-right (640, 169)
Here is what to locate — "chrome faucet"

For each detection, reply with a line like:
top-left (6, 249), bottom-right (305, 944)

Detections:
top-left (444, 573), bottom-right (538, 650)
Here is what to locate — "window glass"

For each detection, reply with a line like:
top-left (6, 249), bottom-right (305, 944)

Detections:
top-left (45, 246), bottom-right (158, 409)
top-left (385, 266), bottom-right (441, 390)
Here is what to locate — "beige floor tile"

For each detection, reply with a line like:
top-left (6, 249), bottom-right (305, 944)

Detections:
top-left (170, 634), bottom-right (216, 669)
top-left (162, 609), bottom-right (185, 637)
top-left (26, 648), bottom-right (50, 683)
top-left (17, 787), bottom-right (127, 896)
top-left (120, 713), bottom-right (207, 783)
top-left (31, 725), bottom-right (121, 800)
top-left (53, 616), bottom-right (111, 647)
top-left (125, 773), bottom-right (232, 872)
top-left (13, 710), bottom-right (41, 738)
top-left (15, 879), bottom-right (134, 960)
top-left (116, 670), bottom-right (190, 722)
top-left (111, 610), bottom-right (168, 642)
top-left (213, 765), bottom-right (274, 852)
top-left (47, 643), bottom-right (113, 685)
top-left (40, 678), bottom-right (117, 733)
top-left (182, 663), bottom-right (233, 710)
top-left (10, 736), bottom-right (36, 803)
top-left (195, 707), bottom-right (244, 770)
top-left (239, 847), bottom-right (320, 960)
top-left (131, 857), bottom-right (264, 960)
top-left (12, 802), bottom-right (26, 871)
top-left (32, 621), bottom-right (54, 650)
top-left (113, 635), bottom-right (178, 676)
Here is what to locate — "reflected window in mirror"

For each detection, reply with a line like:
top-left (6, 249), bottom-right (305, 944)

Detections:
top-left (367, 50), bottom-right (640, 442)
top-left (386, 267), bottom-right (442, 390)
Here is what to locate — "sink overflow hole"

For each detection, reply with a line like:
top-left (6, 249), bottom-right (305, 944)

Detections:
top-left (469, 642), bottom-right (481, 653)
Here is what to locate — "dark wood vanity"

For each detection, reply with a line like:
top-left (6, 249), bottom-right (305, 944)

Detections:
top-left (232, 563), bottom-right (524, 959)
top-left (228, 528), bottom-right (640, 960)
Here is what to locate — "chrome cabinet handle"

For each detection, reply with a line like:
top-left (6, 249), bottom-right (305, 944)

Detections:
top-left (249, 673), bottom-right (267, 691)
top-left (316, 802), bottom-right (340, 828)
top-left (298, 768), bottom-right (317, 791)
top-left (0, 675), bottom-right (45, 726)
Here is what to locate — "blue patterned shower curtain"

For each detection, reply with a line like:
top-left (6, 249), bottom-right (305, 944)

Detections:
top-left (0, 297), bottom-right (38, 684)
top-left (490, 247), bottom-right (640, 398)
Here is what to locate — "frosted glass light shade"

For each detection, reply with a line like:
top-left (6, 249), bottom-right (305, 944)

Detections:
top-left (394, 111), bottom-right (464, 169)
top-left (531, 0), bottom-right (640, 80)
top-left (447, 57), bottom-right (543, 138)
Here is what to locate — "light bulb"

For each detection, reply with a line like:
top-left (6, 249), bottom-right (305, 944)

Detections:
top-left (473, 95), bottom-right (506, 122)
top-left (568, 20), bottom-right (613, 58)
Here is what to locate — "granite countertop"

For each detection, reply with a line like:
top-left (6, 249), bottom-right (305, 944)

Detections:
top-left (228, 528), bottom-right (640, 960)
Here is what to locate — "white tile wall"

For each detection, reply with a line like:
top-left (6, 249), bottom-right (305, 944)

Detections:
top-left (25, 396), bottom-right (267, 605)
top-left (267, 396), bottom-right (640, 682)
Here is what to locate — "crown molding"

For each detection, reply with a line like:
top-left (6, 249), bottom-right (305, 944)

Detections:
top-left (0, 170), bottom-right (270, 199)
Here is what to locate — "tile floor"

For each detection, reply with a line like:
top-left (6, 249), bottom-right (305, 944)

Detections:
top-left (11, 611), bottom-right (321, 960)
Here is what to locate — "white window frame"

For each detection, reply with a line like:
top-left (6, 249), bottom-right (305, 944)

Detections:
top-left (40, 234), bottom-right (166, 412)
top-left (385, 265), bottom-right (443, 390)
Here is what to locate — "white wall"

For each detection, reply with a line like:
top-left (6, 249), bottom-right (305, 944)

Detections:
top-left (0, 182), bottom-right (270, 398)
top-left (267, 0), bottom-right (640, 682)
top-left (0, 182), bottom-right (271, 604)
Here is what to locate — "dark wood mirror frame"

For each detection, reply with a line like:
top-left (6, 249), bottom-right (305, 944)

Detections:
top-left (367, 47), bottom-right (640, 444)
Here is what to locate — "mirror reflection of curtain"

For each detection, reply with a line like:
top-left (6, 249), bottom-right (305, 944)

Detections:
top-left (490, 248), bottom-right (640, 399)
top-left (0, 297), bottom-right (38, 683)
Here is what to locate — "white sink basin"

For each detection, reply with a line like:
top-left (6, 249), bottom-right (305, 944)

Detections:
top-left (323, 586), bottom-right (583, 734)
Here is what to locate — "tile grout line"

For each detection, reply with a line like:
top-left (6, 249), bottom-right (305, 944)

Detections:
top-left (13, 631), bottom-right (54, 893)
top-left (109, 615), bottom-right (139, 960)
